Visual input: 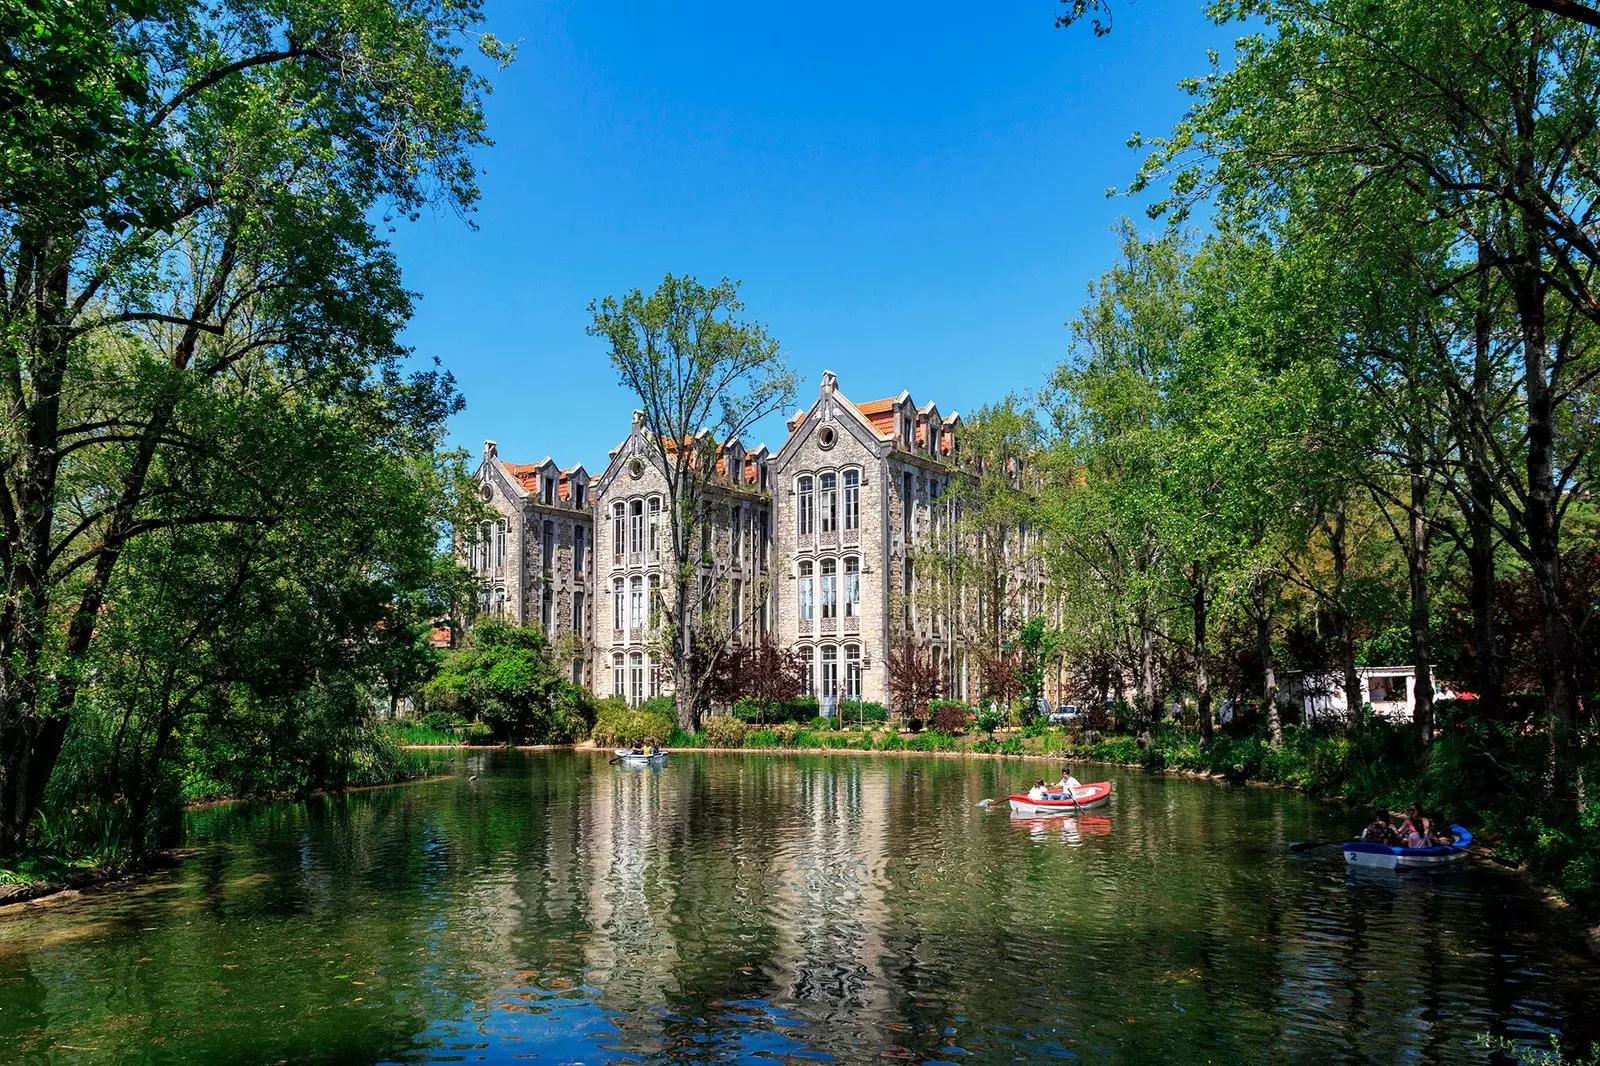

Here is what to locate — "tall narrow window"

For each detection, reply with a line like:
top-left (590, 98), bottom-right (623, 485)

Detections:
top-left (797, 476), bottom-right (814, 535)
top-left (496, 520), bottom-right (507, 566)
top-left (573, 526), bottom-right (586, 575)
top-left (845, 645), bottom-right (862, 700)
top-left (648, 497), bottom-right (662, 553)
top-left (542, 520), bottom-right (554, 568)
top-left (573, 591), bottom-right (585, 636)
top-left (799, 647), bottom-right (815, 696)
top-left (613, 654), bottom-right (625, 697)
top-left (479, 522), bottom-right (492, 572)
top-left (543, 476), bottom-right (555, 505)
top-left (820, 558), bottom-right (837, 619)
top-left (629, 575), bottom-right (644, 629)
top-left (613, 578), bottom-right (624, 631)
top-left (819, 472), bottom-right (837, 533)
top-left (494, 587), bottom-right (506, 616)
top-left (629, 653), bottom-right (645, 706)
top-left (612, 503), bottom-right (625, 563)
top-left (843, 470), bottom-right (859, 530)
top-left (902, 472), bottom-right (913, 537)
top-left (758, 586), bottom-right (769, 633)
top-left (731, 578), bottom-right (742, 631)
top-left (798, 560), bottom-right (814, 621)
top-left (821, 646), bottom-right (838, 701)
top-left (572, 659), bottom-right (584, 686)
top-left (629, 500), bottom-right (644, 554)
top-left (648, 574), bottom-right (661, 629)
top-left (575, 484), bottom-right (586, 508)
top-left (730, 506), bottom-right (741, 560)
top-left (541, 587), bottom-right (553, 631)
top-left (758, 511), bottom-right (770, 568)
top-left (844, 556), bottom-right (860, 617)
top-left (903, 558), bottom-right (913, 624)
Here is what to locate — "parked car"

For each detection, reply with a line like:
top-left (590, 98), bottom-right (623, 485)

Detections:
top-left (1048, 704), bottom-right (1080, 725)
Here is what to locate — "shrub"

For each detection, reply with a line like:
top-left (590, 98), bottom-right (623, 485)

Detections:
top-left (700, 716), bottom-right (748, 748)
top-left (931, 703), bottom-right (970, 734)
top-left (906, 729), bottom-right (958, 752)
top-left (808, 715), bottom-right (833, 732)
top-left (591, 699), bottom-right (675, 746)
top-left (772, 723), bottom-right (801, 747)
top-left (856, 702), bottom-right (889, 724)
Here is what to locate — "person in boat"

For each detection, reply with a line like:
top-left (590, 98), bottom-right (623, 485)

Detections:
top-left (630, 741), bottom-right (644, 755)
top-left (649, 744), bottom-right (661, 756)
top-left (1400, 804), bottom-right (1450, 847)
top-left (1056, 768), bottom-right (1082, 795)
top-left (1360, 808), bottom-right (1403, 847)
top-left (1027, 779), bottom-right (1049, 801)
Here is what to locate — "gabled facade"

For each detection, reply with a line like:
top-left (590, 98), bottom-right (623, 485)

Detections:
top-left (467, 442), bottom-right (594, 685)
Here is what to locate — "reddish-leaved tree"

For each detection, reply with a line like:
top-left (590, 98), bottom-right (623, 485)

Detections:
top-left (710, 641), bottom-right (808, 723)
top-left (885, 641), bottom-right (943, 722)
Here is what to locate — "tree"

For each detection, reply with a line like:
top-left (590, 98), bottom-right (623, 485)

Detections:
top-left (885, 640), bottom-right (944, 722)
top-left (0, 0), bottom-right (503, 853)
top-left (709, 640), bottom-right (808, 724)
top-left (423, 620), bottom-right (594, 743)
top-left (587, 275), bottom-right (796, 733)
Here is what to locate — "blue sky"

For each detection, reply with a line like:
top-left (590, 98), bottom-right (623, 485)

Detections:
top-left (391, 0), bottom-right (1236, 472)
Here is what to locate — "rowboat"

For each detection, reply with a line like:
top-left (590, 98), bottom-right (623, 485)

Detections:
top-left (1343, 825), bottom-right (1472, 869)
top-left (614, 748), bottom-right (668, 767)
top-left (1006, 781), bottom-right (1112, 814)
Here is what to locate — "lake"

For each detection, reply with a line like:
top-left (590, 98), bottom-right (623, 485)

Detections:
top-left (1, 751), bottom-right (1594, 1064)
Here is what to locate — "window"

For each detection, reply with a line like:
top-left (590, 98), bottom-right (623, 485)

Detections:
top-left (541, 587), bottom-right (553, 631)
top-left (572, 659), bottom-right (584, 686)
top-left (613, 653), bottom-right (625, 697)
top-left (731, 578), bottom-right (742, 631)
top-left (629, 576), bottom-right (644, 629)
top-left (843, 470), bottom-right (859, 530)
top-left (479, 522), bottom-right (492, 572)
top-left (494, 587), bottom-right (506, 617)
top-left (575, 484), bottom-right (586, 508)
top-left (629, 653), bottom-right (645, 707)
top-left (758, 511), bottom-right (769, 568)
top-left (844, 556), bottom-right (860, 617)
top-left (930, 425), bottom-right (941, 456)
top-left (574, 526), bottom-right (586, 575)
top-left (613, 578), bottom-right (624, 631)
top-left (820, 645), bottom-right (838, 701)
top-left (648, 496), bottom-right (661, 553)
top-left (612, 503), bottom-right (625, 562)
top-left (573, 591), bottom-right (585, 637)
top-left (902, 472), bottom-right (913, 537)
top-left (629, 500), bottom-right (644, 554)
top-left (496, 520), bottom-right (507, 566)
top-left (797, 476), bottom-right (814, 535)
top-left (730, 505), bottom-right (741, 560)
top-left (845, 645), bottom-right (862, 700)
top-left (758, 585), bottom-right (769, 633)
top-left (798, 647), bottom-right (815, 696)
top-left (819, 472), bottom-right (837, 533)
top-left (543, 476), bottom-right (555, 505)
top-left (903, 557), bottom-right (913, 624)
top-left (798, 560), bottom-right (814, 621)
top-left (759, 464), bottom-right (769, 492)
top-left (542, 520), bottom-right (555, 568)
top-left (1370, 675), bottom-right (1407, 703)
top-left (648, 574), bottom-right (661, 629)
top-left (820, 558), bottom-right (837, 619)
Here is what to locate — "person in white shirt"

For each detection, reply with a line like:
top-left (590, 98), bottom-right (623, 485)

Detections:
top-left (1027, 779), bottom-right (1049, 801)
top-left (1056, 769), bottom-right (1082, 794)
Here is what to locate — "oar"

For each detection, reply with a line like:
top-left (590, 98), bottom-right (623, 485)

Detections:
top-left (1288, 839), bottom-right (1342, 852)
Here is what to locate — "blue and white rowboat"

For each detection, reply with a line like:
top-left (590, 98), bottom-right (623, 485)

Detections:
top-left (1343, 825), bottom-right (1472, 869)
top-left (615, 749), bottom-right (668, 767)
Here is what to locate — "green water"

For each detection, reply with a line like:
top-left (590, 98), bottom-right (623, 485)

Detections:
top-left (0, 751), bottom-right (1594, 1064)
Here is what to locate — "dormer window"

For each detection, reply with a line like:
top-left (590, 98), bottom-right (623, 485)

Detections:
top-left (575, 484), bottom-right (586, 508)
top-left (542, 477), bottom-right (555, 505)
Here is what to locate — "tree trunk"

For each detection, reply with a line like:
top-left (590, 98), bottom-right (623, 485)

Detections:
top-left (1407, 454), bottom-right (1435, 746)
top-left (1138, 610), bottom-right (1157, 732)
top-left (1255, 582), bottom-right (1281, 747)
top-left (1466, 241), bottom-right (1503, 719)
top-left (1192, 570), bottom-right (1212, 749)
top-left (1329, 501), bottom-right (1363, 727)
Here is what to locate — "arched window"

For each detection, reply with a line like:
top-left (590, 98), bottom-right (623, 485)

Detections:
top-left (820, 558), bottom-right (837, 619)
top-left (648, 496), bottom-right (662, 552)
top-left (629, 499), bottom-right (644, 554)
top-left (629, 575), bottom-right (644, 629)
top-left (843, 469), bottom-right (860, 530)
top-left (612, 578), bottom-right (624, 631)
top-left (629, 652), bottom-right (645, 707)
top-left (612, 503), bottom-right (625, 563)
top-left (844, 556), bottom-right (860, 617)
top-left (797, 476), bottom-right (814, 535)
top-left (494, 587), bottom-right (506, 616)
top-left (797, 646), bottom-right (815, 697)
top-left (845, 644), bottom-right (862, 700)
top-left (613, 653), bottom-right (625, 697)
top-left (820, 645), bottom-right (838, 700)
top-left (819, 472), bottom-right (837, 533)
top-left (648, 574), bottom-right (661, 629)
top-left (798, 560), bottom-right (814, 621)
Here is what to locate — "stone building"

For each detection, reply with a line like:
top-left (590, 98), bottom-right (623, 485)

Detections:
top-left (463, 372), bottom-right (1043, 712)
top-left (468, 442), bottom-right (594, 686)
top-left (587, 413), bottom-right (776, 706)
top-left (769, 371), bottom-right (965, 711)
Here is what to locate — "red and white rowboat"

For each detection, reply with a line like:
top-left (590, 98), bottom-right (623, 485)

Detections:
top-left (1006, 781), bottom-right (1112, 814)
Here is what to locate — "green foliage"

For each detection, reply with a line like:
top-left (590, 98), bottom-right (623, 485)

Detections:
top-left (974, 705), bottom-right (1007, 737)
top-left (905, 729), bottom-right (959, 752)
top-left (930, 704), bottom-right (970, 734)
top-left (422, 621), bottom-right (594, 744)
top-left (590, 700), bottom-right (674, 747)
top-left (699, 716), bottom-right (748, 748)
